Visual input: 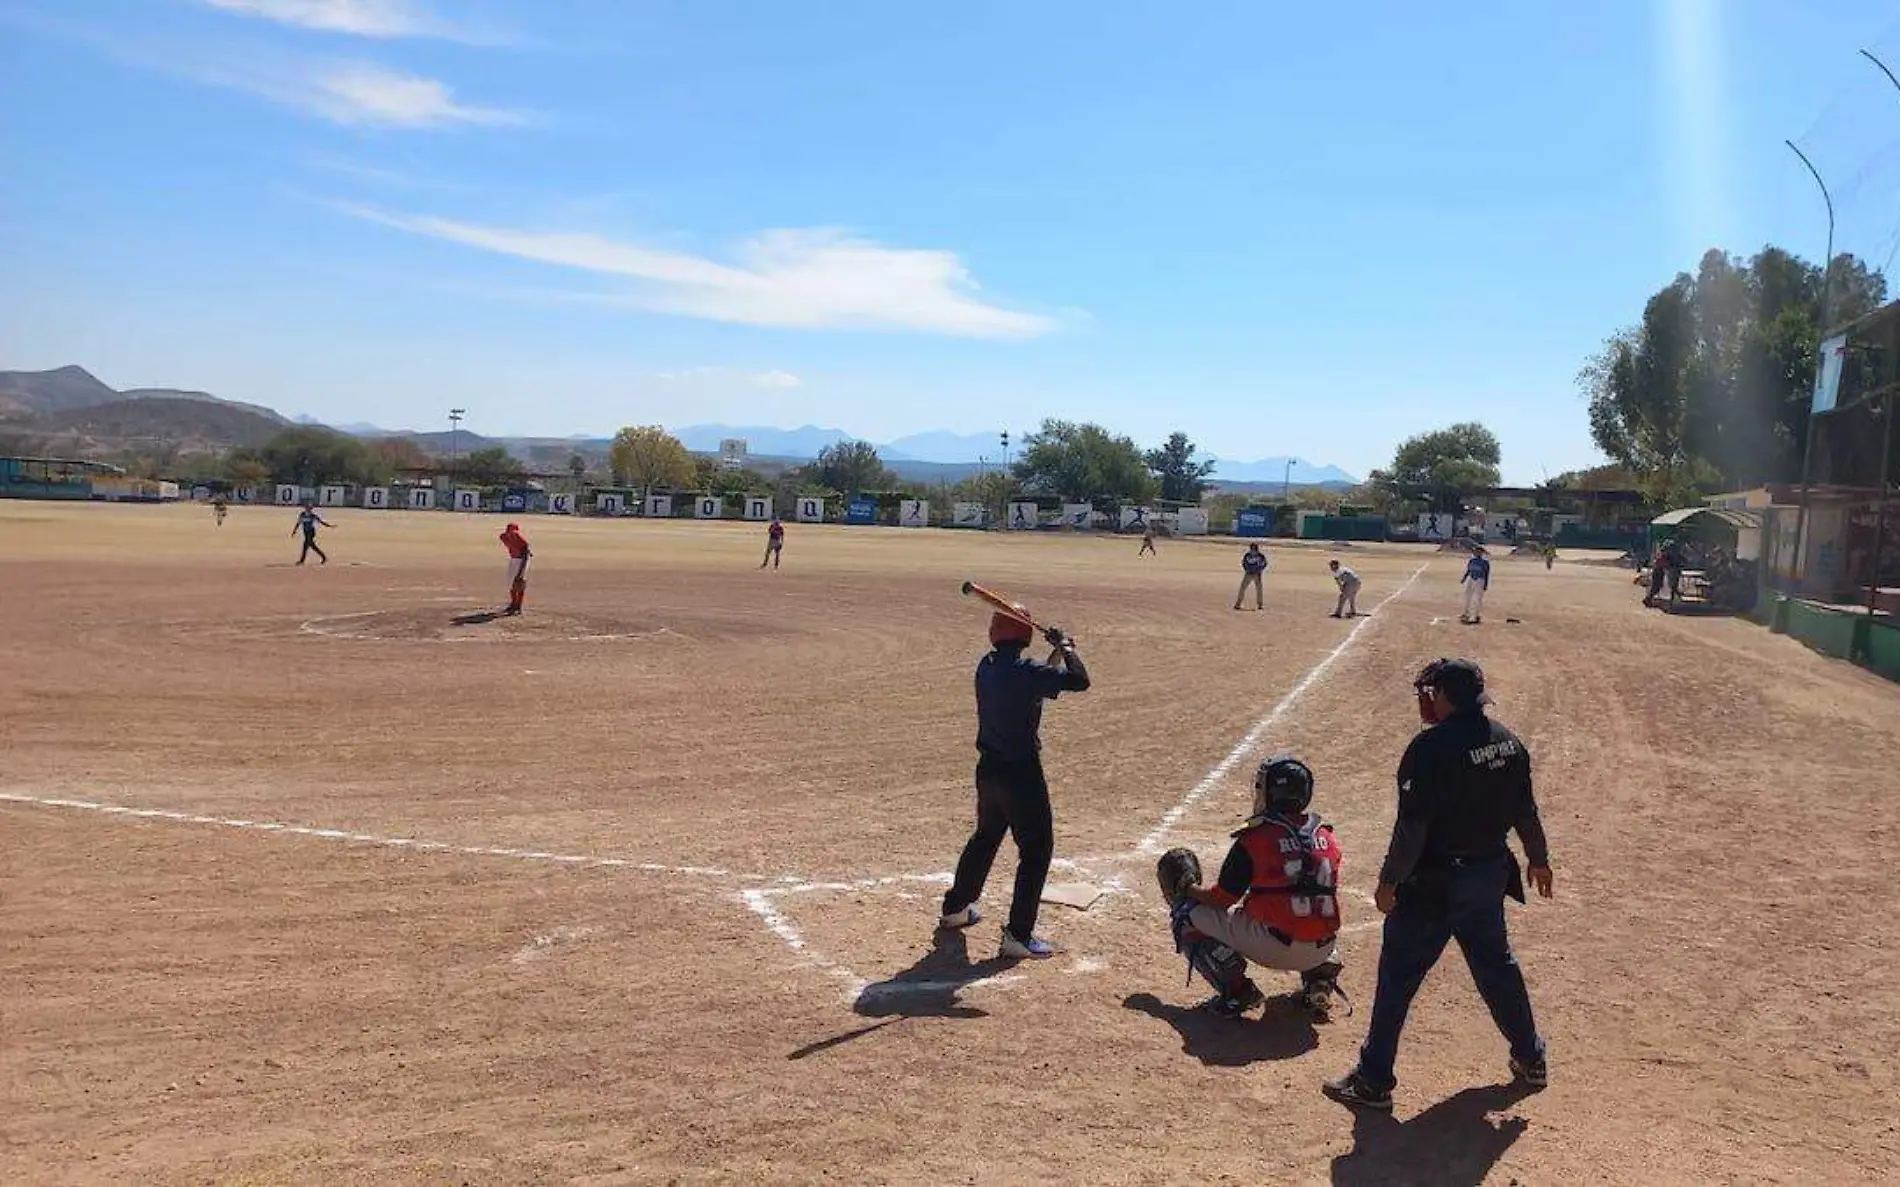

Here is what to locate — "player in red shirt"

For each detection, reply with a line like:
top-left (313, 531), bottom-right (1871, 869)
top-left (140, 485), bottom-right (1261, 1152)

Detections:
top-left (499, 523), bottom-right (530, 615)
top-left (1154, 755), bottom-right (1346, 1019)
top-left (760, 516), bottom-right (785, 570)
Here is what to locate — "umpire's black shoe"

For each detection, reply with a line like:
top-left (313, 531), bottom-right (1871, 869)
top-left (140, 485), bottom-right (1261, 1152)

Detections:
top-left (1323, 1069), bottom-right (1394, 1112)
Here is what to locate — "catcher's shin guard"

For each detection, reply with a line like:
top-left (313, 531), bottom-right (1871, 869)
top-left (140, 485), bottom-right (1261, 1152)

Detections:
top-left (1169, 898), bottom-right (1251, 997)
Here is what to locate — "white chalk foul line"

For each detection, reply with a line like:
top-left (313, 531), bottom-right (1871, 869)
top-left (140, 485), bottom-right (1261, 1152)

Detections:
top-left (1133, 562), bottom-right (1428, 857)
top-left (0, 792), bottom-right (743, 880)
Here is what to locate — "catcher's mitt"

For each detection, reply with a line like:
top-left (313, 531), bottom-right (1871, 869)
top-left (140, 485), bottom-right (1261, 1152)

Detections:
top-left (1155, 846), bottom-right (1203, 907)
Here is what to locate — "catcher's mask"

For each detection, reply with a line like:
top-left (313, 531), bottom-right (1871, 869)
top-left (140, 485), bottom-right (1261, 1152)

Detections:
top-left (989, 607), bottom-right (1035, 647)
top-left (1414, 657), bottom-right (1491, 725)
top-left (1251, 754), bottom-right (1315, 822)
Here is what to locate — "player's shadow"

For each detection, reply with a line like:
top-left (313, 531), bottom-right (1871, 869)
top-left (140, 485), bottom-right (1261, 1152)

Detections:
top-left (1328, 1082), bottom-right (1536, 1187)
top-left (1122, 991), bottom-right (1318, 1066)
top-left (785, 930), bottom-right (1010, 1062)
top-left (852, 929), bottom-right (1014, 1021)
top-left (451, 611), bottom-right (502, 626)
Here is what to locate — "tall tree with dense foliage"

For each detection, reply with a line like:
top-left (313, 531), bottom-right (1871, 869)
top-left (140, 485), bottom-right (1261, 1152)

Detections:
top-left (459, 445), bottom-right (526, 487)
top-left (1366, 422), bottom-right (1502, 512)
top-left (1580, 247), bottom-right (1886, 498)
top-left (257, 426), bottom-right (371, 486)
top-left (609, 425), bottom-right (696, 492)
top-left (1013, 419), bottom-right (1159, 503)
top-left (804, 440), bottom-right (895, 494)
top-left (1145, 431), bottom-right (1217, 502)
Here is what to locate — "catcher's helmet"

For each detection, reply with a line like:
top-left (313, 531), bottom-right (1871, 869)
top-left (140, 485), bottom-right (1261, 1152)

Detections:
top-left (1251, 754), bottom-right (1315, 821)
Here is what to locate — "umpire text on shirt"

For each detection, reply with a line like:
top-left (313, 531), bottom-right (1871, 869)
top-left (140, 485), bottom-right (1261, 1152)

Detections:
top-left (1325, 657), bottom-right (1553, 1111)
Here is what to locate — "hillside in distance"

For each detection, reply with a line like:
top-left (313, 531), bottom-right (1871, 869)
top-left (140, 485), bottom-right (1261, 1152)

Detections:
top-left (33, 397), bottom-right (289, 453)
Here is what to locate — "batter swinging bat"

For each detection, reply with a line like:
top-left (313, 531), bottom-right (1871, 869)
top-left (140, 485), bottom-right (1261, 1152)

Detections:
top-left (960, 580), bottom-right (1043, 631)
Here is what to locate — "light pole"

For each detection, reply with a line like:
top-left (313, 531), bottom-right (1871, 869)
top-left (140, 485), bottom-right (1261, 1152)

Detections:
top-left (448, 408), bottom-right (466, 490)
top-left (1785, 141), bottom-right (1834, 596)
top-left (1860, 49), bottom-right (1900, 616)
top-left (1283, 457), bottom-right (1296, 502)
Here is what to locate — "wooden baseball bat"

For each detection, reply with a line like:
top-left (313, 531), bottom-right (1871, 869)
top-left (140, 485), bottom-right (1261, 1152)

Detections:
top-left (960, 580), bottom-right (1045, 632)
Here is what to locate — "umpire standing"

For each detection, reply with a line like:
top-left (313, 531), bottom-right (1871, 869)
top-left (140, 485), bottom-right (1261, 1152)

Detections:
top-left (1325, 658), bottom-right (1553, 1111)
top-left (939, 604), bottom-right (1091, 960)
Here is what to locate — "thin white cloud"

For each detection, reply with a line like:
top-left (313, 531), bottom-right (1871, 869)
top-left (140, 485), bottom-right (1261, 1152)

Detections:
top-left (202, 0), bottom-right (491, 43)
top-left (339, 206), bottom-right (1058, 338)
top-left (178, 55), bottom-right (523, 127)
top-left (656, 367), bottom-right (806, 389)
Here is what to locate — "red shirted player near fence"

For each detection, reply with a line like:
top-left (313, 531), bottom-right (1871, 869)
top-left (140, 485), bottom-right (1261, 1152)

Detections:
top-left (499, 523), bottom-right (531, 615)
top-left (761, 516), bottom-right (785, 570)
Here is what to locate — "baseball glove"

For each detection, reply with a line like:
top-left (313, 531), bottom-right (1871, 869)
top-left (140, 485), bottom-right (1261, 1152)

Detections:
top-left (1155, 846), bottom-right (1203, 907)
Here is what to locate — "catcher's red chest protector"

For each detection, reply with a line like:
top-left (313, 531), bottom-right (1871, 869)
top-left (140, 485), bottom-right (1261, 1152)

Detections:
top-left (1239, 816), bottom-right (1343, 942)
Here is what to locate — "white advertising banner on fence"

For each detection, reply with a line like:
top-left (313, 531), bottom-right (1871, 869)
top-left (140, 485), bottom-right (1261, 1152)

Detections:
top-left (1008, 502), bottom-right (1039, 530)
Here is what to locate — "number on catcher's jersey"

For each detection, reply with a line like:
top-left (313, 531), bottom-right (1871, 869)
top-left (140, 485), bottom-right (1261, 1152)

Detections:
top-left (1285, 857), bottom-right (1337, 919)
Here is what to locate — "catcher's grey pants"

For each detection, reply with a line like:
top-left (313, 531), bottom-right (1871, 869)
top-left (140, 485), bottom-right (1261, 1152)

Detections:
top-left (1188, 903), bottom-right (1338, 974)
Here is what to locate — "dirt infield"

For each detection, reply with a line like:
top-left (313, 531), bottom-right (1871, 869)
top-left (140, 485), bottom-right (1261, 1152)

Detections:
top-left (5, 502), bottom-right (1898, 1184)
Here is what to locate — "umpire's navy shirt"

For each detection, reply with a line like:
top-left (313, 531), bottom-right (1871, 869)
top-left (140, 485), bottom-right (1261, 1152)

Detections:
top-left (975, 642), bottom-right (1091, 763)
top-left (1378, 708), bottom-right (1549, 887)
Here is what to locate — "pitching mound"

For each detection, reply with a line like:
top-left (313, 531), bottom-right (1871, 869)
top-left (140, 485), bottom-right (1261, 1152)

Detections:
top-left (298, 607), bottom-right (776, 643)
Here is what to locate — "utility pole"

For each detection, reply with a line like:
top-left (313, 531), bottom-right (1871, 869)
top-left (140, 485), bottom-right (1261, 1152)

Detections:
top-left (1785, 141), bottom-right (1834, 596)
top-left (1860, 48), bottom-right (1900, 617)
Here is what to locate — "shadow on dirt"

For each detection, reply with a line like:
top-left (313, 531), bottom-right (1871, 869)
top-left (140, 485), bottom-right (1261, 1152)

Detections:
top-left (1328, 1082), bottom-right (1537, 1187)
top-left (785, 930), bottom-right (1012, 1061)
top-left (1122, 991), bottom-right (1318, 1066)
top-left (450, 611), bottom-right (503, 625)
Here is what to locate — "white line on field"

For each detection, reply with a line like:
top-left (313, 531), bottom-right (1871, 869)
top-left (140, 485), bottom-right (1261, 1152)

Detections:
top-left (1133, 562), bottom-right (1428, 857)
top-left (0, 792), bottom-right (743, 880)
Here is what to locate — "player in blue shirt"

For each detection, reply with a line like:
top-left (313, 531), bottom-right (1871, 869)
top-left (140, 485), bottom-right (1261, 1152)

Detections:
top-left (1460, 546), bottom-right (1491, 624)
top-left (939, 604), bottom-right (1091, 960)
top-left (292, 504), bottom-right (333, 566)
top-left (1234, 544), bottom-right (1268, 611)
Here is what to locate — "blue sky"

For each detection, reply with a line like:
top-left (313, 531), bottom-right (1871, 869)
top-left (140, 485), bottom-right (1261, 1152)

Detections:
top-left (6, 0), bottom-right (1900, 483)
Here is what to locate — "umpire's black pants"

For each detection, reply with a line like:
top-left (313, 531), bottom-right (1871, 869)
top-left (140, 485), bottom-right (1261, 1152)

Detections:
top-left (943, 754), bottom-right (1055, 943)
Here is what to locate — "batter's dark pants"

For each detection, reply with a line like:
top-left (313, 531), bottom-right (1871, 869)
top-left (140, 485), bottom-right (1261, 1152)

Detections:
top-left (1357, 853), bottom-right (1544, 1093)
top-left (298, 534), bottom-right (326, 564)
top-left (943, 755), bottom-right (1055, 943)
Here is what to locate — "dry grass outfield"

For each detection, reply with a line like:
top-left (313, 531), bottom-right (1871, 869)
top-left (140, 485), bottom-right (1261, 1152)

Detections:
top-left (5, 502), bottom-right (1898, 1184)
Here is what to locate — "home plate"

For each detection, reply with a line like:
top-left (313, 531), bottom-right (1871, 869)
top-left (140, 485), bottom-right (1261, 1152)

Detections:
top-left (1041, 882), bottom-right (1106, 911)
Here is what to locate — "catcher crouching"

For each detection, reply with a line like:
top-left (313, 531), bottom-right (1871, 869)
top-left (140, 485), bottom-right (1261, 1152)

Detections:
top-left (1155, 755), bottom-right (1345, 1019)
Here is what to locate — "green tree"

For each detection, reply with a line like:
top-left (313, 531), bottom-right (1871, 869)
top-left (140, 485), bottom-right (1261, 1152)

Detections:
top-left (609, 425), bottom-right (696, 492)
top-left (805, 440), bottom-right (896, 494)
top-left (1144, 431), bottom-right (1217, 502)
top-left (568, 453), bottom-right (588, 489)
top-left (363, 436), bottom-right (435, 484)
top-left (1582, 246), bottom-right (1887, 493)
top-left (1013, 419), bottom-right (1158, 503)
top-left (257, 427), bottom-right (370, 487)
top-left (460, 445), bottom-right (525, 487)
top-left (1366, 422), bottom-right (1501, 512)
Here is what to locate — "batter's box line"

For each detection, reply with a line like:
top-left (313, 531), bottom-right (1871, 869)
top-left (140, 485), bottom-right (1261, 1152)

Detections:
top-left (0, 792), bottom-right (756, 882)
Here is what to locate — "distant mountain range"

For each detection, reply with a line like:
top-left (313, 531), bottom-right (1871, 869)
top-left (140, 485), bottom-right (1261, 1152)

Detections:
top-left (3, 366), bottom-right (1360, 488)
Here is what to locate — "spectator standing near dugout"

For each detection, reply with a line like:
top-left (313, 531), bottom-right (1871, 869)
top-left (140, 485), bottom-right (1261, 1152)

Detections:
top-left (1324, 658), bottom-right (1553, 1111)
top-left (1234, 544), bottom-right (1268, 611)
